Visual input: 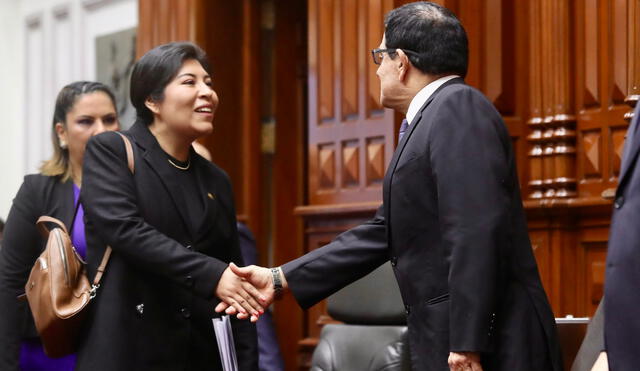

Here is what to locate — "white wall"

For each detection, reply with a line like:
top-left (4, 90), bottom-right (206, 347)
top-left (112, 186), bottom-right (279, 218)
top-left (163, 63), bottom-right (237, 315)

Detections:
top-left (0, 0), bottom-right (25, 220)
top-left (0, 0), bottom-right (137, 219)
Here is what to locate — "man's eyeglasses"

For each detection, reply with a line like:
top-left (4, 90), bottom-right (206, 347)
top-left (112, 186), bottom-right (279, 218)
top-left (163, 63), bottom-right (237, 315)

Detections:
top-left (370, 48), bottom-right (420, 65)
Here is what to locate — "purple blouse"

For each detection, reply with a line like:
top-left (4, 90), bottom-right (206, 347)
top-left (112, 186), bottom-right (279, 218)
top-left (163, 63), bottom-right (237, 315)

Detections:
top-left (72, 184), bottom-right (87, 259)
top-left (18, 185), bottom-right (85, 370)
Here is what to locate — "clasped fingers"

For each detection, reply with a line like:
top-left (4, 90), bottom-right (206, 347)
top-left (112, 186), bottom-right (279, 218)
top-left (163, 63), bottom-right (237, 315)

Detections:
top-left (215, 266), bottom-right (265, 322)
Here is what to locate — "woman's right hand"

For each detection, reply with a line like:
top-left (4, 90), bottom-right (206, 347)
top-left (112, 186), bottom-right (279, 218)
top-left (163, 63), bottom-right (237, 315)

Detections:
top-left (215, 264), bottom-right (266, 322)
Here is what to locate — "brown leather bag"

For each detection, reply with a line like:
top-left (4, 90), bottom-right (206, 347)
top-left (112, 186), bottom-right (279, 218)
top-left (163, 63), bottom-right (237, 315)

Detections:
top-left (24, 132), bottom-right (134, 357)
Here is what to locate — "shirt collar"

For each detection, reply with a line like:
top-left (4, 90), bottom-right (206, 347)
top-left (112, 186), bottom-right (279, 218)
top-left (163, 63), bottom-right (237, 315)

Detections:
top-left (406, 75), bottom-right (459, 125)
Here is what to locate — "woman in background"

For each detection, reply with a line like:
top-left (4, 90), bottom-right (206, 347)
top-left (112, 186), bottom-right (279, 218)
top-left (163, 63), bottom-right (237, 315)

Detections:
top-left (0, 81), bottom-right (119, 370)
top-left (76, 42), bottom-right (260, 370)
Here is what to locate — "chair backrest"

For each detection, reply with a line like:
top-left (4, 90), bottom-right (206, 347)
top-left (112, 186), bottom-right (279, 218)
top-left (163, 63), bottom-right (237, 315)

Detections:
top-left (311, 262), bottom-right (410, 371)
top-left (311, 324), bottom-right (410, 371)
top-left (327, 262), bottom-right (406, 325)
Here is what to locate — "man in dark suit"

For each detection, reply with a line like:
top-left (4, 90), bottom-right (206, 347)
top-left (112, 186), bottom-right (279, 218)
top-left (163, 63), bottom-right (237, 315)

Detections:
top-left (220, 2), bottom-right (562, 370)
top-left (604, 102), bottom-right (640, 370)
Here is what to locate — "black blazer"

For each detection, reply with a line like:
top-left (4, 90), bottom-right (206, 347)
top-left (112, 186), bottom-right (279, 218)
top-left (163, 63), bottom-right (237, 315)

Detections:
top-left (76, 122), bottom-right (257, 370)
top-left (604, 103), bottom-right (640, 370)
top-left (0, 174), bottom-right (75, 370)
top-left (283, 79), bottom-right (563, 370)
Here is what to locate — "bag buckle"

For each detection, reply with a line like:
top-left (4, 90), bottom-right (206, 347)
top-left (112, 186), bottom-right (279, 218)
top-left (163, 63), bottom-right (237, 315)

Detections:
top-left (89, 284), bottom-right (100, 299)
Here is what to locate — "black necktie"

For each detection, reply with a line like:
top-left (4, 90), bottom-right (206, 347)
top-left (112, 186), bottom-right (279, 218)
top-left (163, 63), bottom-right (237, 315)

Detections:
top-left (399, 119), bottom-right (409, 141)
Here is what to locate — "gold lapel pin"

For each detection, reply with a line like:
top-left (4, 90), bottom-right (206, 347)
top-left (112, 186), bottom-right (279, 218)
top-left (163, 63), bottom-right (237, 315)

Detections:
top-left (207, 192), bottom-right (215, 200)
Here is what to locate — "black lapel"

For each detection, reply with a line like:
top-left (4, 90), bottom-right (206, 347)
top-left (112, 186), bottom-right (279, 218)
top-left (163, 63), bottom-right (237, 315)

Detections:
top-left (192, 154), bottom-right (220, 240)
top-left (60, 180), bottom-right (76, 229)
top-left (129, 122), bottom-right (197, 238)
top-left (383, 77), bottom-right (464, 223)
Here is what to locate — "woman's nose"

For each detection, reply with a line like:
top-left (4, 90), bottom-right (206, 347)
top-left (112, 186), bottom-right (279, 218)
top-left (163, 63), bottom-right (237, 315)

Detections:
top-left (93, 120), bottom-right (107, 135)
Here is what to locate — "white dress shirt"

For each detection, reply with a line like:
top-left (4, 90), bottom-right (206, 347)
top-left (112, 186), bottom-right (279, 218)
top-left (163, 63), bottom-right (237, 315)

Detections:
top-left (405, 75), bottom-right (460, 125)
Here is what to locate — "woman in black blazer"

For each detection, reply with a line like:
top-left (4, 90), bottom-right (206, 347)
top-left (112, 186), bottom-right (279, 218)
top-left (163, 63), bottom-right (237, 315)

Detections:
top-left (0, 81), bottom-right (120, 370)
top-left (76, 42), bottom-right (260, 370)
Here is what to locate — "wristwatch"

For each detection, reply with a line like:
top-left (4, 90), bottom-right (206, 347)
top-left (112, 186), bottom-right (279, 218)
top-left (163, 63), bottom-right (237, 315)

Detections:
top-left (271, 267), bottom-right (283, 298)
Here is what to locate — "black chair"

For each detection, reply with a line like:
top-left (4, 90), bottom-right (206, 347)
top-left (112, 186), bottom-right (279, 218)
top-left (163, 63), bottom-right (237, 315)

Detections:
top-left (310, 263), bottom-right (411, 371)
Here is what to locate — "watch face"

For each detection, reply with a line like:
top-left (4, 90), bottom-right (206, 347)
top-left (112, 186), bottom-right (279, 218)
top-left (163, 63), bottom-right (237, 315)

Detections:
top-left (271, 268), bottom-right (282, 289)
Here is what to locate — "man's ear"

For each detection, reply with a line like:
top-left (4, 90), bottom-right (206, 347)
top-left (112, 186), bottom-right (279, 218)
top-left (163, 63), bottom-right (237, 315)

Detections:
top-left (145, 98), bottom-right (160, 115)
top-left (396, 50), bottom-right (410, 81)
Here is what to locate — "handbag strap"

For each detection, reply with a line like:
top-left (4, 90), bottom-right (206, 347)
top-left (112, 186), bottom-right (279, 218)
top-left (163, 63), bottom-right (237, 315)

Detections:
top-left (92, 132), bottom-right (135, 287)
top-left (36, 216), bottom-right (68, 237)
top-left (115, 131), bottom-right (135, 174)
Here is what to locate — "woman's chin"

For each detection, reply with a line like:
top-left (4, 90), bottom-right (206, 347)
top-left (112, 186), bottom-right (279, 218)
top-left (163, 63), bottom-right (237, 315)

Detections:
top-left (192, 122), bottom-right (214, 137)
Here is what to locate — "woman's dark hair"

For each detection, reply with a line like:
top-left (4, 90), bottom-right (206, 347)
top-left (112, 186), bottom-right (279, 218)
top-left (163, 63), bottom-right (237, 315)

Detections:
top-left (41, 81), bottom-right (117, 181)
top-left (130, 42), bottom-right (211, 125)
top-left (384, 1), bottom-right (468, 78)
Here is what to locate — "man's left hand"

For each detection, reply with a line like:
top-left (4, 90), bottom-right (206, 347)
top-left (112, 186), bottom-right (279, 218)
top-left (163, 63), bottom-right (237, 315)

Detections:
top-left (448, 351), bottom-right (482, 371)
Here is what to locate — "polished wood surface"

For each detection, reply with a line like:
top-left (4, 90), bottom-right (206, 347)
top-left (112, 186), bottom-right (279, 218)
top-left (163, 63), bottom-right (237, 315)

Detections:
top-left (137, 0), bottom-right (194, 57)
top-left (307, 0), bottom-right (396, 206)
top-left (271, 1), bottom-right (308, 369)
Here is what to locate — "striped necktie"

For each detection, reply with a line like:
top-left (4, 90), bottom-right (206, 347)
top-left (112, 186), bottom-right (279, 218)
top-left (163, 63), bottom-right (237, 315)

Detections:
top-left (399, 119), bottom-right (409, 141)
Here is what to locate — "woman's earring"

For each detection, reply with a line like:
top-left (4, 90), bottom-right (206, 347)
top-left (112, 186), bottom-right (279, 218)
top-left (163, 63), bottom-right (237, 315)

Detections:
top-left (60, 139), bottom-right (68, 149)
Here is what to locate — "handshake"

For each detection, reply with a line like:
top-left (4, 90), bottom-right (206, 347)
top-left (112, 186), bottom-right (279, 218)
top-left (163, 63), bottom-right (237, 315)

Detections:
top-left (214, 263), bottom-right (286, 322)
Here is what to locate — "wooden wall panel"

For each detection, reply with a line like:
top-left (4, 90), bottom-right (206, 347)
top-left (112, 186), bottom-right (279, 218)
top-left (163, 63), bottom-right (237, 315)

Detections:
top-left (299, 1), bottom-right (395, 367)
top-left (341, 0), bottom-right (358, 119)
top-left (365, 0), bottom-right (384, 115)
top-left (529, 228), bottom-right (552, 295)
top-left (574, 0), bottom-right (631, 199)
top-left (137, 0), bottom-right (193, 57)
top-left (271, 2), bottom-right (307, 369)
top-left (583, 0), bottom-right (599, 107)
top-left (575, 222), bottom-right (611, 316)
top-left (524, 0), bottom-right (577, 201)
top-left (307, 0), bottom-right (395, 207)
top-left (317, 0), bottom-right (334, 121)
top-left (613, 0), bottom-right (628, 103)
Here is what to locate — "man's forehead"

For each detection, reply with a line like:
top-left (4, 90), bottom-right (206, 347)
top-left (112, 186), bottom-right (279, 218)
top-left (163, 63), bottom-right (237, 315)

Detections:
top-left (379, 34), bottom-right (386, 48)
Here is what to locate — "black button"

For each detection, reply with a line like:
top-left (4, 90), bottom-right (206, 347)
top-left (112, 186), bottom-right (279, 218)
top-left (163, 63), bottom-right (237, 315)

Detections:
top-left (186, 245), bottom-right (193, 250)
top-left (615, 196), bottom-right (624, 209)
top-left (404, 304), bottom-right (411, 315)
top-left (390, 257), bottom-right (398, 267)
top-left (186, 276), bottom-right (193, 287)
top-left (180, 308), bottom-right (191, 319)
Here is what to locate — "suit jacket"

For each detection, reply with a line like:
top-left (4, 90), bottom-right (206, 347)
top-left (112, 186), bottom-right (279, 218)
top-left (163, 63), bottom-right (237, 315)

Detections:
top-left (76, 122), bottom-right (258, 371)
top-left (0, 174), bottom-right (75, 370)
top-left (283, 79), bottom-right (563, 370)
top-left (604, 103), bottom-right (640, 370)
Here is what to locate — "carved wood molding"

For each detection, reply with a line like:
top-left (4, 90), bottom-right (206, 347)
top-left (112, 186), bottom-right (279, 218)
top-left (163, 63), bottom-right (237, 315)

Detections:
top-left (526, 0), bottom-right (576, 200)
top-left (294, 201), bottom-right (379, 217)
